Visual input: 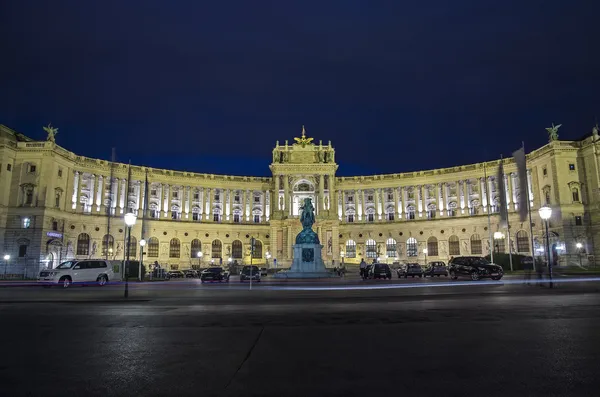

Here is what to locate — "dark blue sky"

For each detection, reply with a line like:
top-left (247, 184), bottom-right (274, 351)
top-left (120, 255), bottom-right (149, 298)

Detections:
top-left (1, 0), bottom-right (599, 176)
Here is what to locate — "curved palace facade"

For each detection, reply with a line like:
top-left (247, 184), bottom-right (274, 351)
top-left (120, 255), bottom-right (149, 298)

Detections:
top-left (1, 124), bottom-right (598, 275)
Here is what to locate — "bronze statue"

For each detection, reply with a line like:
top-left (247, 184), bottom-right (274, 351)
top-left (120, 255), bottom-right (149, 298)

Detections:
top-left (43, 123), bottom-right (58, 142)
top-left (295, 198), bottom-right (319, 244)
top-left (545, 123), bottom-right (561, 142)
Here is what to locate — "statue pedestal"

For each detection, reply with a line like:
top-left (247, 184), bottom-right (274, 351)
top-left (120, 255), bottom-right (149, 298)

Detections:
top-left (273, 243), bottom-right (336, 279)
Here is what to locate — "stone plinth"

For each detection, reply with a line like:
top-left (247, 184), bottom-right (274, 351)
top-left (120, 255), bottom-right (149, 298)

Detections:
top-left (273, 243), bottom-right (336, 279)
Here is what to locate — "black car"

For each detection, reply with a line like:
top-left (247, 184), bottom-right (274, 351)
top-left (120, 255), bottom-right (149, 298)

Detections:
top-left (166, 270), bottom-right (184, 279)
top-left (400, 263), bottom-right (423, 278)
top-left (448, 256), bottom-right (503, 281)
top-left (240, 265), bottom-right (261, 282)
top-left (368, 263), bottom-right (392, 280)
top-left (184, 269), bottom-right (198, 278)
top-left (423, 261), bottom-right (448, 277)
top-left (200, 267), bottom-right (230, 283)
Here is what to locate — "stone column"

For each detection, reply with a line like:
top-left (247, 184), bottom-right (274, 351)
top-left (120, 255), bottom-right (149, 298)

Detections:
top-left (340, 190), bottom-right (346, 220)
top-left (511, 173), bottom-right (518, 210)
top-left (402, 187), bottom-right (408, 219)
top-left (361, 190), bottom-right (366, 221)
top-left (185, 186), bottom-right (191, 219)
top-left (246, 190), bottom-right (251, 222)
top-left (111, 177), bottom-right (119, 215)
top-left (319, 174), bottom-right (325, 212)
top-left (488, 177), bottom-right (494, 210)
top-left (119, 178), bottom-right (127, 215)
top-left (139, 180), bottom-right (145, 217)
top-left (527, 169), bottom-right (534, 205)
top-left (465, 180), bottom-right (472, 214)
top-left (88, 174), bottom-right (95, 213)
top-left (416, 185), bottom-right (423, 217)
top-left (439, 183), bottom-right (445, 216)
top-left (265, 190), bottom-right (270, 221)
top-left (375, 188), bottom-right (381, 220)
top-left (393, 187), bottom-right (399, 220)
top-left (261, 191), bottom-right (266, 222)
top-left (242, 189), bottom-right (247, 221)
top-left (73, 171), bottom-right (82, 211)
top-left (274, 175), bottom-right (280, 210)
top-left (458, 181), bottom-right (465, 214)
top-left (205, 188), bottom-right (211, 220)
top-left (355, 190), bottom-right (360, 221)
top-left (283, 176), bottom-right (290, 215)
top-left (445, 183), bottom-right (451, 214)
top-left (96, 175), bottom-right (103, 213)
top-left (156, 183), bottom-right (163, 217)
top-left (480, 177), bottom-right (487, 212)
top-left (163, 184), bottom-right (170, 218)
top-left (329, 175), bottom-right (335, 213)
top-left (504, 173), bottom-right (512, 211)
top-left (225, 189), bottom-right (231, 221)
top-left (198, 187), bottom-right (204, 220)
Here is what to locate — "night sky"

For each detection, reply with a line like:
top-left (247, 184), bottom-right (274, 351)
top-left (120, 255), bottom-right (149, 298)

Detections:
top-left (1, 1), bottom-right (599, 177)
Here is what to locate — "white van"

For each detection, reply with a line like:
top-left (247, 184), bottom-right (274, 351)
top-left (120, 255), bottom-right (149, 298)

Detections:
top-left (38, 259), bottom-right (120, 288)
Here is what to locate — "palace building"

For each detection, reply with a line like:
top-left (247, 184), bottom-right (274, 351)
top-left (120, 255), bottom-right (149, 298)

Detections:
top-left (0, 123), bottom-right (598, 276)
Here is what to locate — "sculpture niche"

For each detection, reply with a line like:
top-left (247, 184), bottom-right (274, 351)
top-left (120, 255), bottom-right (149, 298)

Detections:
top-left (274, 197), bottom-right (335, 279)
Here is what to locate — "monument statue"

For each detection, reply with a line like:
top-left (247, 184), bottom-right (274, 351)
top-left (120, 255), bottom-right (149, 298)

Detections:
top-left (545, 123), bottom-right (561, 142)
top-left (294, 125), bottom-right (314, 147)
top-left (43, 123), bottom-right (58, 142)
top-left (295, 198), bottom-right (319, 244)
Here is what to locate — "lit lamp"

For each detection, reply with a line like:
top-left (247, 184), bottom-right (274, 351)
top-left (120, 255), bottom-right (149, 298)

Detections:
top-left (197, 251), bottom-right (203, 268)
top-left (538, 205), bottom-right (553, 288)
top-left (423, 248), bottom-right (428, 266)
top-left (576, 242), bottom-right (583, 268)
top-left (3, 254), bottom-right (9, 277)
top-left (123, 212), bottom-right (137, 298)
top-left (139, 239), bottom-right (146, 282)
top-left (265, 251), bottom-right (271, 269)
top-left (493, 231), bottom-right (505, 253)
top-left (340, 251), bottom-right (345, 268)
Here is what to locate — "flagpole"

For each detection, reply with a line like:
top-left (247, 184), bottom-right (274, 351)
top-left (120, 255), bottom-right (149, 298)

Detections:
top-left (484, 163), bottom-right (494, 264)
top-left (501, 155), bottom-right (514, 272)
top-left (523, 142), bottom-right (536, 259)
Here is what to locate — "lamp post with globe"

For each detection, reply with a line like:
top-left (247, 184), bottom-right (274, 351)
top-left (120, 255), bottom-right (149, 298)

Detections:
top-left (139, 239), bottom-right (146, 281)
top-left (124, 212), bottom-right (137, 298)
top-left (538, 205), bottom-right (553, 288)
top-left (197, 251), bottom-right (203, 268)
top-left (576, 242), bottom-right (583, 268)
top-left (493, 231), bottom-right (505, 253)
top-left (423, 248), bottom-right (428, 267)
top-left (3, 254), bottom-right (9, 277)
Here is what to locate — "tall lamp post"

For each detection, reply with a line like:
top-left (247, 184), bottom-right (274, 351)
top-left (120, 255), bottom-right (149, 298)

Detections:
top-left (423, 248), bottom-right (428, 266)
top-left (124, 212), bottom-right (137, 298)
top-left (576, 242), bottom-right (583, 268)
top-left (538, 205), bottom-right (553, 288)
top-left (3, 254), bottom-right (9, 277)
top-left (340, 252), bottom-right (345, 269)
top-left (265, 251), bottom-right (271, 273)
top-left (197, 251), bottom-right (203, 268)
top-left (139, 239), bottom-right (146, 282)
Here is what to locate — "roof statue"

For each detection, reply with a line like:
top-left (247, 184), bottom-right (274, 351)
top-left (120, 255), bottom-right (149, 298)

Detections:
top-left (545, 123), bottom-right (561, 142)
top-left (294, 125), bottom-right (314, 147)
top-left (592, 123), bottom-right (599, 138)
top-left (43, 123), bottom-right (58, 143)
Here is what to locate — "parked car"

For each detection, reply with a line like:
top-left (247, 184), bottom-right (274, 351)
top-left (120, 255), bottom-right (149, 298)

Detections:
top-left (368, 263), bottom-right (392, 279)
top-left (37, 259), bottom-right (116, 288)
top-left (423, 261), bottom-right (449, 277)
top-left (166, 270), bottom-right (185, 279)
top-left (183, 269), bottom-right (198, 278)
top-left (448, 256), bottom-right (503, 281)
top-left (395, 263), bottom-right (408, 278)
top-left (200, 267), bottom-right (230, 283)
top-left (240, 265), bottom-right (261, 282)
top-left (401, 263), bottom-right (424, 278)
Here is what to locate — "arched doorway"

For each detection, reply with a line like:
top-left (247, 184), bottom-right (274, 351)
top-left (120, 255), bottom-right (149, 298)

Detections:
top-left (292, 179), bottom-right (316, 217)
top-left (46, 239), bottom-right (63, 269)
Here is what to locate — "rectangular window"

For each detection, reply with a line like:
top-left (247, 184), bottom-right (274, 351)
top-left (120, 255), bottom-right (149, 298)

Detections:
top-left (575, 216), bottom-right (583, 226)
top-left (543, 167), bottom-right (547, 176)
top-left (55, 194), bottom-right (60, 208)
top-left (171, 211), bottom-right (178, 220)
top-left (348, 196), bottom-right (353, 202)
top-left (58, 169), bottom-right (62, 177)
top-left (254, 196), bottom-right (260, 203)
top-left (151, 189), bottom-right (157, 196)
top-left (470, 207), bottom-right (479, 216)
top-left (22, 217), bottom-right (31, 229)
top-left (7, 164), bottom-right (11, 171)
top-left (235, 195), bottom-right (240, 202)
top-left (367, 213), bottom-right (374, 222)
top-left (25, 191), bottom-right (33, 205)
top-left (448, 209), bottom-right (456, 217)
top-left (569, 163), bottom-right (575, 171)
top-left (347, 214), bottom-right (354, 223)
top-left (215, 194), bottom-right (220, 201)
top-left (192, 212), bottom-right (199, 221)
top-left (29, 165), bottom-right (36, 173)
top-left (388, 194), bottom-right (393, 201)
top-left (52, 221), bottom-right (58, 231)
top-left (572, 190), bottom-right (580, 202)
top-left (387, 213), bottom-right (395, 221)
top-left (173, 191), bottom-right (178, 199)
top-left (233, 214), bottom-right (240, 223)
top-left (254, 215), bottom-right (260, 223)
top-left (194, 193), bottom-right (199, 200)
top-left (150, 210), bottom-right (158, 219)
top-left (367, 195), bottom-right (373, 202)
top-left (128, 186), bottom-right (135, 194)
top-left (18, 245), bottom-right (27, 258)
top-left (407, 210), bottom-right (415, 220)
top-left (213, 213), bottom-right (220, 222)
top-left (427, 210), bottom-right (436, 219)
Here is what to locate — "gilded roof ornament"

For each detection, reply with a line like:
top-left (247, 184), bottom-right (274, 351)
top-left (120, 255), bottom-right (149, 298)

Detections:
top-left (294, 125), bottom-right (314, 147)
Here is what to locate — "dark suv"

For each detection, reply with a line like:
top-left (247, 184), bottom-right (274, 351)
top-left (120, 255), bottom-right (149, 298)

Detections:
top-left (448, 257), bottom-right (503, 281)
top-left (368, 263), bottom-right (392, 280)
top-left (240, 265), bottom-right (261, 282)
top-left (200, 267), bottom-right (230, 283)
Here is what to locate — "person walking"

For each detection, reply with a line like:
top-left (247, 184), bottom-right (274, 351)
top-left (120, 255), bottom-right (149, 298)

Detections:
top-left (359, 259), bottom-right (367, 279)
top-left (535, 256), bottom-right (545, 286)
top-left (523, 256), bottom-right (533, 285)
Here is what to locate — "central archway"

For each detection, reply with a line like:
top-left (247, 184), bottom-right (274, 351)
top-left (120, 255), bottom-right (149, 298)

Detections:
top-left (292, 179), bottom-right (315, 217)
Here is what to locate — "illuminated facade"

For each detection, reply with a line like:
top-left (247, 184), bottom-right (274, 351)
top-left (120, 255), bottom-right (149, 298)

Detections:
top-left (0, 123), bottom-right (598, 276)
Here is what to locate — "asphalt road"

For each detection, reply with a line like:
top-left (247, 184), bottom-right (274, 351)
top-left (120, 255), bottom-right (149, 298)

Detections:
top-left (1, 275), bottom-right (600, 397)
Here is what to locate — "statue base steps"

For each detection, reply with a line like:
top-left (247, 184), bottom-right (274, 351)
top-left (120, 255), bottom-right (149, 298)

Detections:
top-left (273, 243), bottom-right (336, 279)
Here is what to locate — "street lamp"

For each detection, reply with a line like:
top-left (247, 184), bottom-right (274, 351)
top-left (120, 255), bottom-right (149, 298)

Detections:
top-left (423, 248), bottom-right (428, 266)
top-left (340, 251), bottom-right (345, 269)
top-left (197, 251), bottom-right (203, 268)
top-left (265, 251), bottom-right (271, 269)
top-left (576, 242), bottom-right (583, 268)
top-left (124, 212), bottom-right (137, 298)
top-left (3, 254), bottom-right (9, 277)
top-left (139, 239), bottom-right (146, 282)
top-left (538, 205), bottom-right (553, 288)
top-left (494, 231), bottom-right (505, 253)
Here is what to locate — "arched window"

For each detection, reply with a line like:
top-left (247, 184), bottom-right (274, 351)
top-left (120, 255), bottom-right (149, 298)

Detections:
top-left (386, 238), bottom-right (397, 258)
top-left (76, 233), bottom-right (90, 256)
top-left (191, 239), bottom-right (201, 258)
top-left (495, 236), bottom-right (506, 253)
top-left (169, 238), bottom-right (181, 258)
top-left (212, 240), bottom-right (222, 258)
top-left (252, 240), bottom-right (263, 259)
top-left (346, 240), bottom-right (356, 258)
top-left (427, 236), bottom-right (439, 256)
top-left (232, 240), bottom-right (243, 258)
top-left (516, 230), bottom-right (530, 253)
top-left (406, 237), bottom-right (418, 257)
top-left (448, 235), bottom-right (460, 256)
top-left (128, 236), bottom-right (137, 258)
top-left (102, 234), bottom-right (114, 256)
top-left (147, 237), bottom-right (159, 258)
top-left (470, 234), bottom-right (482, 255)
top-left (365, 239), bottom-right (377, 258)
